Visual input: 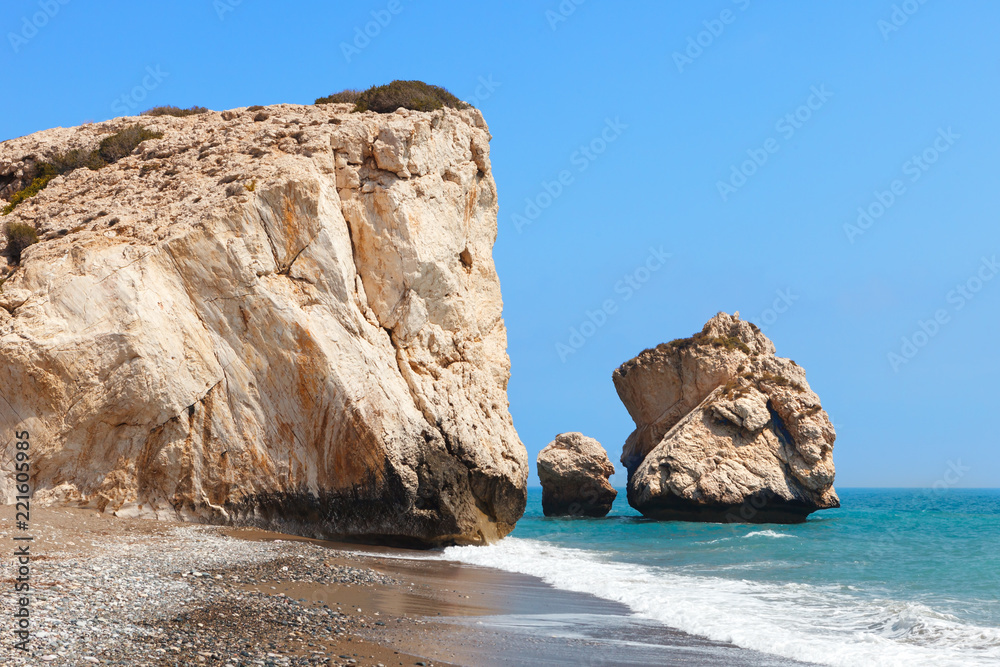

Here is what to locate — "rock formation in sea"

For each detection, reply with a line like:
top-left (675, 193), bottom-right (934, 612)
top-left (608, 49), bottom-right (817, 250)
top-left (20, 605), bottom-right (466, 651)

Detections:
top-left (0, 102), bottom-right (527, 547)
top-left (613, 312), bottom-right (838, 523)
top-left (536, 432), bottom-right (617, 517)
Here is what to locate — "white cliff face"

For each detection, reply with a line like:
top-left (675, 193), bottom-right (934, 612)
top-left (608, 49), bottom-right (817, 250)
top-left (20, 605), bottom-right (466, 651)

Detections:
top-left (613, 312), bottom-right (838, 523)
top-left (0, 103), bottom-right (527, 546)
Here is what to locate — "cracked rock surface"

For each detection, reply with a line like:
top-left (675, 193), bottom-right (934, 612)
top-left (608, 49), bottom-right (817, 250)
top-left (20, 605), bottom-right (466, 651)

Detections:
top-left (613, 312), bottom-right (838, 523)
top-left (0, 102), bottom-right (527, 546)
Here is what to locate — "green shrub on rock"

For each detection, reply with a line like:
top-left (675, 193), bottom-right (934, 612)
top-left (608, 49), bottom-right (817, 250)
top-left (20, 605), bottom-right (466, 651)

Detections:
top-left (332, 80), bottom-right (470, 114)
top-left (2, 164), bottom-right (57, 215)
top-left (97, 124), bottom-right (163, 164)
top-left (51, 148), bottom-right (105, 172)
top-left (315, 89), bottom-right (362, 105)
top-left (3, 221), bottom-right (39, 263)
top-left (141, 106), bottom-right (209, 117)
top-left (3, 124), bottom-right (162, 215)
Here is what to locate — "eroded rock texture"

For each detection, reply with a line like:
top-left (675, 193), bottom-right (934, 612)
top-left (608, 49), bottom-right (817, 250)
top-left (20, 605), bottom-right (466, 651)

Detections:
top-left (536, 432), bottom-right (617, 517)
top-left (0, 103), bottom-right (527, 546)
top-left (613, 312), bottom-right (838, 523)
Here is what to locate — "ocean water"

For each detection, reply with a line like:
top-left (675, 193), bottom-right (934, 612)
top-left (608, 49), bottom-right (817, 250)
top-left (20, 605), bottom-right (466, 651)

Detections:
top-left (441, 488), bottom-right (1000, 666)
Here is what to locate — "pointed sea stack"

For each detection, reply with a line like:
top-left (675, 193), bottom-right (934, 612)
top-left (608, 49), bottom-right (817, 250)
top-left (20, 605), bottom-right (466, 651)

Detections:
top-left (613, 312), bottom-right (838, 523)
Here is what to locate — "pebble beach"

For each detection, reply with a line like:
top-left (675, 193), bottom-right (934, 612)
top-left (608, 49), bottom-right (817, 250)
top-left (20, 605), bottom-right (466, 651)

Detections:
top-left (0, 506), bottom-right (452, 667)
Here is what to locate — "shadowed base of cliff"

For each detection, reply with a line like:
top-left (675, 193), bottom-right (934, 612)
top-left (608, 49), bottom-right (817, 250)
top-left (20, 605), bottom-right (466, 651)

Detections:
top-left (221, 488), bottom-right (520, 549)
top-left (626, 488), bottom-right (840, 525)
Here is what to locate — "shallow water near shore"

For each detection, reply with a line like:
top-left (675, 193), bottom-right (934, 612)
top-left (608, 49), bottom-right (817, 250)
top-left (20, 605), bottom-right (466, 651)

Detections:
top-left (439, 488), bottom-right (1000, 667)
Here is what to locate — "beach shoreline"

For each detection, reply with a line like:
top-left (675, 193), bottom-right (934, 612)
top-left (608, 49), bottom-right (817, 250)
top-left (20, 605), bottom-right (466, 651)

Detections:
top-left (0, 506), bottom-right (807, 666)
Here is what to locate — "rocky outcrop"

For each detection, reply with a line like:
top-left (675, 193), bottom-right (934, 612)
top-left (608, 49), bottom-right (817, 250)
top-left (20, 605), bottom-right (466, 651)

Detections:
top-left (536, 433), bottom-right (617, 517)
top-left (613, 313), bottom-right (838, 523)
top-left (0, 102), bottom-right (527, 547)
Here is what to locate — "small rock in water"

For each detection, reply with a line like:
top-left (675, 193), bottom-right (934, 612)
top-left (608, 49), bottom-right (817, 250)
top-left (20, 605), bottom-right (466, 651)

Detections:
top-left (537, 432), bottom-right (617, 517)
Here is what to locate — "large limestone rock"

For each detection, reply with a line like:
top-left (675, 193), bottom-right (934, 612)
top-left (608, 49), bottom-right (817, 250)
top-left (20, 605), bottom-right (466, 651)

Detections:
top-left (613, 313), bottom-right (838, 523)
top-left (536, 432), bottom-right (617, 517)
top-left (0, 102), bottom-right (527, 546)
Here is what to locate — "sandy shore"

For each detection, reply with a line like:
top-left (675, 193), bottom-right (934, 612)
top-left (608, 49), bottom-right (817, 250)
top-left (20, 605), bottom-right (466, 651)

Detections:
top-left (0, 507), bottom-right (810, 666)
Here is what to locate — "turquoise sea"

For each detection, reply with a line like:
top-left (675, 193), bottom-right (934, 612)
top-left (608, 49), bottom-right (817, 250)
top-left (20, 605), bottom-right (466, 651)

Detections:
top-left (442, 488), bottom-right (1000, 666)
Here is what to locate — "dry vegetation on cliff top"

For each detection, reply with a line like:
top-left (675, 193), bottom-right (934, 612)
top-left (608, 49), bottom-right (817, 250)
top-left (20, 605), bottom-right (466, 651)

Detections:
top-left (1, 124), bottom-right (163, 217)
top-left (316, 80), bottom-right (469, 113)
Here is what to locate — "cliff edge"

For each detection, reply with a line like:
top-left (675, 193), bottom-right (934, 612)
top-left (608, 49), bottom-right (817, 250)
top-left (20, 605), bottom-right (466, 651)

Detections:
top-left (0, 102), bottom-right (527, 546)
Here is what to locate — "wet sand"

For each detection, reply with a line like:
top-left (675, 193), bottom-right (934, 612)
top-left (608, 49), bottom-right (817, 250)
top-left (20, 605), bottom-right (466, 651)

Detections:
top-left (0, 507), bottom-right (812, 666)
top-left (231, 529), bottom-right (813, 667)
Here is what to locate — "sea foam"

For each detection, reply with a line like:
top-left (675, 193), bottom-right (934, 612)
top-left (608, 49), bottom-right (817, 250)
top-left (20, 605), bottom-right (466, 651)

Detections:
top-left (440, 538), bottom-right (1000, 667)
top-left (742, 529), bottom-right (795, 539)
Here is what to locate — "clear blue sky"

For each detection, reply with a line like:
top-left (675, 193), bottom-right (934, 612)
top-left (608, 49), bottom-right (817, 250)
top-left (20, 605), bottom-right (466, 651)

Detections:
top-left (3, 1), bottom-right (998, 488)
